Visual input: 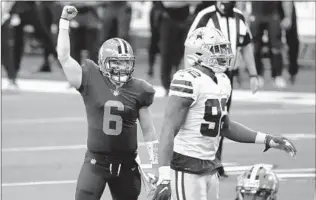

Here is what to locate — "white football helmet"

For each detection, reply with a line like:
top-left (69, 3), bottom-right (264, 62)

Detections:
top-left (185, 27), bottom-right (234, 73)
top-left (235, 164), bottom-right (279, 200)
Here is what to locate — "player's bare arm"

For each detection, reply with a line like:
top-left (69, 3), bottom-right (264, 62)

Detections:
top-left (138, 106), bottom-right (159, 167)
top-left (56, 6), bottom-right (82, 89)
top-left (152, 95), bottom-right (193, 200)
top-left (222, 115), bottom-right (297, 157)
top-left (158, 95), bottom-right (193, 173)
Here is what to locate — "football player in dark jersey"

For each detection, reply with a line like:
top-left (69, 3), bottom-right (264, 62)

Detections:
top-left (57, 6), bottom-right (159, 200)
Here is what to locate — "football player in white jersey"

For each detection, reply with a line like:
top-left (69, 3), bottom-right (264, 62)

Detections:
top-left (152, 27), bottom-right (296, 200)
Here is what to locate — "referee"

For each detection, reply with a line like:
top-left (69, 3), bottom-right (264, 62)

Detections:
top-left (187, 1), bottom-right (259, 177)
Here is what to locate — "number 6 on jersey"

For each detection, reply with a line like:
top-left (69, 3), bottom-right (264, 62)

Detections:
top-left (103, 100), bottom-right (124, 136)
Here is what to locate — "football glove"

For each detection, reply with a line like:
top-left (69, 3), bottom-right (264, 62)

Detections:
top-left (152, 166), bottom-right (172, 200)
top-left (264, 135), bottom-right (297, 157)
top-left (152, 180), bottom-right (171, 200)
top-left (140, 172), bottom-right (157, 199)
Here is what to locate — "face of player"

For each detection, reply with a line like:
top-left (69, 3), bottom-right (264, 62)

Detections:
top-left (206, 43), bottom-right (233, 72)
top-left (108, 59), bottom-right (134, 83)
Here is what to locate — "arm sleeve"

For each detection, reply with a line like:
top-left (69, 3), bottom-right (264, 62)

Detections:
top-left (77, 59), bottom-right (94, 95)
top-left (169, 70), bottom-right (199, 105)
top-left (139, 80), bottom-right (156, 107)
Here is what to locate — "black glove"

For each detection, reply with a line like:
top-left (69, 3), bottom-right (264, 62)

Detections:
top-left (264, 135), bottom-right (297, 157)
top-left (152, 180), bottom-right (171, 200)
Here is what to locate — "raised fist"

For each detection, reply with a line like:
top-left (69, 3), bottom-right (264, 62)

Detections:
top-left (61, 6), bottom-right (78, 21)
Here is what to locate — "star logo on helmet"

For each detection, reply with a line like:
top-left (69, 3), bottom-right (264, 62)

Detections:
top-left (196, 33), bottom-right (203, 39)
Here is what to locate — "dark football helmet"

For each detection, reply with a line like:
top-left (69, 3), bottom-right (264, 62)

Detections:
top-left (98, 37), bottom-right (135, 86)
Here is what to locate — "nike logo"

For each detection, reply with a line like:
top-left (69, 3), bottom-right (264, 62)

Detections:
top-left (159, 187), bottom-right (168, 194)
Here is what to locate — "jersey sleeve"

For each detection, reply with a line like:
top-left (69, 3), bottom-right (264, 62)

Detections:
top-left (138, 80), bottom-right (156, 107)
top-left (77, 59), bottom-right (96, 95)
top-left (169, 70), bottom-right (200, 102)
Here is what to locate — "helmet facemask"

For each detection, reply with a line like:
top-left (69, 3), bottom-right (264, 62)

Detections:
top-left (100, 57), bottom-right (135, 86)
top-left (201, 42), bottom-right (234, 73)
top-left (235, 165), bottom-right (279, 200)
top-left (185, 27), bottom-right (234, 73)
top-left (237, 187), bottom-right (277, 200)
top-left (98, 38), bottom-right (135, 87)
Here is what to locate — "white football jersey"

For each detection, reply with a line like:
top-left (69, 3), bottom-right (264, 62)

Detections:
top-left (169, 67), bottom-right (231, 161)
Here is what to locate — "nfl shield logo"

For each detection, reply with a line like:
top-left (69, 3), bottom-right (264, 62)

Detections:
top-left (113, 90), bottom-right (119, 96)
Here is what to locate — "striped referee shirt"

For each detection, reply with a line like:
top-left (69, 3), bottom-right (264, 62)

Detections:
top-left (188, 5), bottom-right (252, 55)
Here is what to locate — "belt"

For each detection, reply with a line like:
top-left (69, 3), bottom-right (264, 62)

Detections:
top-left (85, 150), bottom-right (137, 176)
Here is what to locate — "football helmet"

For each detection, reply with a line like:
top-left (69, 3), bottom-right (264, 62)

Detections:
top-left (236, 164), bottom-right (279, 200)
top-left (98, 37), bottom-right (135, 85)
top-left (185, 27), bottom-right (234, 73)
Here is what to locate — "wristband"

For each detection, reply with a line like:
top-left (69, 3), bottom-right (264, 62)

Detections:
top-left (59, 18), bottom-right (69, 30)
top-left (145, 140), bottom-right (159, 165)
top-left (255, 132), bottom-right (267, 144)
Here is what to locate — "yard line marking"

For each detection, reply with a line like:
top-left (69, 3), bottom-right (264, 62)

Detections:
top-left (274, 168), bottom-right (315, 173)
top-left (227, 172), bottom-right (316, 178)
top-left (2, 108), bottom-right (314, 125)
top-left (2, 78), bottom-right (315, 105)
top-left (226, 167), bottom-right (315, 173)
top-left (2, 169), bottom-right (315, 187)
top-left (2, 180), bottom-right (77, 187)
top-left (277, 173), bottom-right (316, 179)
top-left (2, 133), bottom-right (314, 152)
top-left (281, 134), bottom-right (316, 140)
top-left (2, 145), bottom-right (88, 152)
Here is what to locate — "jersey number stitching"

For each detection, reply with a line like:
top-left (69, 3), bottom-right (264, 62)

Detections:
top-left (200, 98), bottom-right (227, 137)
top-left (103, 100), bottom-right (124, 136)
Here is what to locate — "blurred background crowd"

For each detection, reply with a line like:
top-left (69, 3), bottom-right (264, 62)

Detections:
top-left (1, 1), bottom-right (315, 92)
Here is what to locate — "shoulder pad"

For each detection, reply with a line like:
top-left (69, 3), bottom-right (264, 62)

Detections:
top-left (170, 69), bottom-right (200, 101)
top-left (135, 78), bottom-right (155, 107)
top-left (139, 79), bottom-right (155, 94)
top-left (78, 59), bottom-right (98, 94)
top-left (176, 68), bottom-right (202, 79)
